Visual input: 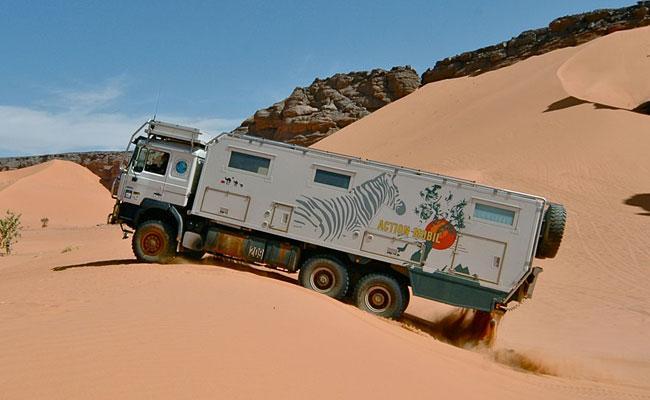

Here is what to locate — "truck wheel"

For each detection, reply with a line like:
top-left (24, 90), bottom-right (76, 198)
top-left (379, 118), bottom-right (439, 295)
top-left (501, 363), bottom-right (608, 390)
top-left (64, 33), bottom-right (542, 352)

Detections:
top-left (354, 274), bottom-right (407, 319)
top-left (400, 283), bottom-right (411, 312)
top-left (535, 203), bottom-right (567, 259)
top-left (298, 256), bottom-right (349, 299)
top-left (132, 220), bottom-right (176, 263)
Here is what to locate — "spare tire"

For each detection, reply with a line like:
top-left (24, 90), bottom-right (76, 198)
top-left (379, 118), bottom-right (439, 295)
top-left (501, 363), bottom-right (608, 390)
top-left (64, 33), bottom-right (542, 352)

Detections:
top-left (535, 203), bottom-right (567, 259)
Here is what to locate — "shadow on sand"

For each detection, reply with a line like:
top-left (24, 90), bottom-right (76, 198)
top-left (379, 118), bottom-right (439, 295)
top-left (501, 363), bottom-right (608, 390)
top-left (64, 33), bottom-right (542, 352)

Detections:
top-left (52, 259), bottom-right (140, 271)
top-left (624, 193), bottom-right (650, 216)
top-left (544, 96), bottom-right (619, 113)
top-left (52, 254), bottom-right (298, 285)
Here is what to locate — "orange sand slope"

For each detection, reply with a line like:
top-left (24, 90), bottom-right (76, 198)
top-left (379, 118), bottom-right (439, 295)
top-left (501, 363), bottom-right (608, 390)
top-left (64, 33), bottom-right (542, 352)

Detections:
top-left (316, 27), bottom-right (650, 389)
top-left (0, 160), bottom-right (113, 228)
top-left (2, 226), bottom-right (649, 400)
top-left (558, 26), bottom-right (650, 110)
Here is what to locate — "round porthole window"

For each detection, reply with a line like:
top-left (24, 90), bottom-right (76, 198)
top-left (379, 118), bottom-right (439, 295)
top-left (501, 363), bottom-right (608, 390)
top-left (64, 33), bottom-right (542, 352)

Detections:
top-left (175, 160), bottom-right (188, 174)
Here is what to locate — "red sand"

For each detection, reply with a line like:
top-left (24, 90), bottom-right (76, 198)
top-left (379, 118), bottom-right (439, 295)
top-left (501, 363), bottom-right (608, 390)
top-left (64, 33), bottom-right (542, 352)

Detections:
top-left (1, 28), bottom-right (649, 399)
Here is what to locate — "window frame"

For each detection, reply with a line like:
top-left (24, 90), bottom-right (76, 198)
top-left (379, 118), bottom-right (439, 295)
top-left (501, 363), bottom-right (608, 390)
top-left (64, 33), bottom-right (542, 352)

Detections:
top-left (142, 148), bottom-right (171, 176)
top-left (470, 198), bottom-right (520, 229)
top-left (225, 147), bottom-right (274, 178)
top-left (310, 164), bottom-right (355, 191)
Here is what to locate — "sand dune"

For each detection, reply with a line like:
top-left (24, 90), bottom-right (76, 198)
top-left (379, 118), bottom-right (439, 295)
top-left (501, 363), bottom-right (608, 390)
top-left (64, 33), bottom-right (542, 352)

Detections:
top-left (315, 26), bottom-right (650, 393)
top-left (1, 28), bottom-right (650, 400)
top-left (558, 26), bottom-right (650, 110)
top-left (0, 160), bottom-right (113, 228)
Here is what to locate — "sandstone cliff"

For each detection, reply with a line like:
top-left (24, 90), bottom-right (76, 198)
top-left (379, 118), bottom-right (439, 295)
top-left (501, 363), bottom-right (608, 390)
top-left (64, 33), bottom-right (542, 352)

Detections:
top-left (233, 66), bottom-right (420, 146)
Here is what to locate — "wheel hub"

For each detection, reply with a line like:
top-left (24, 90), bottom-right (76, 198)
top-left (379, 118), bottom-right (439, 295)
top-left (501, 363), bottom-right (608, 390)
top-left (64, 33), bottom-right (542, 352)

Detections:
top-left (365, 286), bottom-right (391, 312)
top-left (311, 267), bottom-right (336, 293)
top-left (142, 232), bottom-right (163, 255)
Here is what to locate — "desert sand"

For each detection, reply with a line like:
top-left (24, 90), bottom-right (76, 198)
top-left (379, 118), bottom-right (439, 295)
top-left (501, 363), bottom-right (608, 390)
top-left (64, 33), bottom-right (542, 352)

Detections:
top-left (1, 28), bottom-right (649, 399)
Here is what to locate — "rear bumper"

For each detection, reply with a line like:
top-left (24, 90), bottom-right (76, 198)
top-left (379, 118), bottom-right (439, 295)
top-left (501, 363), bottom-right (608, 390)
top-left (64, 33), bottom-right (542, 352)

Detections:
top-left (408, 266), bottom-right (543, 313)
top-left (503, 266), bottom-right (543, 305)
top-left (409, 269), bottom-right (509, 312)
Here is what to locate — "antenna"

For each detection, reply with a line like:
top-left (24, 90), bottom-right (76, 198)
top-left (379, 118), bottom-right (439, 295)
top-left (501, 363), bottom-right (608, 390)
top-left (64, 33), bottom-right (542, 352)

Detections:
top-left (152, 84), bottom-right (161, 121)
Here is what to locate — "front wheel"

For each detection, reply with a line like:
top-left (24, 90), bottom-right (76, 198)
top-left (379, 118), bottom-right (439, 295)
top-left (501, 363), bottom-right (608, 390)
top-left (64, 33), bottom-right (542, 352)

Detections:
top-left (132, 220), bottom-right (176, 263)
top-left (354, 274), bottom-right (408, 319)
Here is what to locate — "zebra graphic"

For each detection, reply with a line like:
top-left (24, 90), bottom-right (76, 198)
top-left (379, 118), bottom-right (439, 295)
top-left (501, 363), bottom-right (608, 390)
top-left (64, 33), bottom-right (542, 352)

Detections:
top-left (293, 172), bottom-right (406, 241)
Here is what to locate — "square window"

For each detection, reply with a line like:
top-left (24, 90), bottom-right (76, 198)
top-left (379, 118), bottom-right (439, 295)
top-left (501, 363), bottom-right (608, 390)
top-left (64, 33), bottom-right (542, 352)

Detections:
top-left (228, 151), bottom-right (271, 175)
top-left (473, 203), bottom-right (516, 226)
top-left (314, 169), bottom-right (351, 189)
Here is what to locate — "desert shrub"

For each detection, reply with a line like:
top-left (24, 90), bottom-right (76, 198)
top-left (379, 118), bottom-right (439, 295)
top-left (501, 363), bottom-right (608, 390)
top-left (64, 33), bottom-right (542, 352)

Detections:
top-left (0, 210), bottom-right (23, 255)
top-left (41, 217), bottom-right (49, 228)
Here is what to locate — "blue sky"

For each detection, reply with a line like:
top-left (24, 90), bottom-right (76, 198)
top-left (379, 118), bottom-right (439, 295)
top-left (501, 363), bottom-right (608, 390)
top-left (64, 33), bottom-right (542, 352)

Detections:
top-left (0, 0), bottom-right (633, 156)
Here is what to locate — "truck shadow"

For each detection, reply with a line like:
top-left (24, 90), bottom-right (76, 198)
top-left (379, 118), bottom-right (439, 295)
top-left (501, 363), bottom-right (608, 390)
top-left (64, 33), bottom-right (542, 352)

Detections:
top-left (52, 255), bottom-right (298, 285)
top-left (189, 255), bottom-right (298, 285)
top-left (52, 259), bottom-right (140, 271)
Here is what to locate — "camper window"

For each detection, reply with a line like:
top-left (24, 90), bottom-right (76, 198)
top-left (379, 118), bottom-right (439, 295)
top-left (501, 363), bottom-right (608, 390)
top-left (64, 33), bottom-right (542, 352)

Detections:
top-left (473, 202), bottom-right (516, 226)
top-left (228, 150), bottom-right (271, 176)
top-left (314, 169), bottom-right (351, 189)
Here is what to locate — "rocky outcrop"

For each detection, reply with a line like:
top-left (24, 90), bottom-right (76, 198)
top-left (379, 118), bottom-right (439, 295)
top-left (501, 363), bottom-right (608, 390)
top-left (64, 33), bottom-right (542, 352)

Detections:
top-left (421, 1), bottom-right (650, 84)
top-left (233, 66), bottom-right (420, 146)
top-left (0, 151), bottom-right (129, 190)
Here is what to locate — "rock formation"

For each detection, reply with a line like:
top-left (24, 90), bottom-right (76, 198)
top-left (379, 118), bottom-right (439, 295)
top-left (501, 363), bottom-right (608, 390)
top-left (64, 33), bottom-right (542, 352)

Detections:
top-left (233, 66), bottom-right (420, 146)
top-left (421, 2), bottom-right (650, 84)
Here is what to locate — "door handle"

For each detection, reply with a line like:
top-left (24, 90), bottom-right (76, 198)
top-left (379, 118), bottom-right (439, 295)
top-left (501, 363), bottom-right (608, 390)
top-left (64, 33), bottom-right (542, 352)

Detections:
top-left (131, 177), bottom-right (138, 182)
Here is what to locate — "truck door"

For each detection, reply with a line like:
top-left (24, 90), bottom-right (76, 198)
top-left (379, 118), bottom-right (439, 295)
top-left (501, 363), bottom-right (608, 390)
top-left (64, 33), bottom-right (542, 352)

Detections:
top-left (125, 146), bottom-right (170, 205)
top-left (450, 233), bottom-right (506, 284)
top-left (162, 153), bottom-right (194, 207)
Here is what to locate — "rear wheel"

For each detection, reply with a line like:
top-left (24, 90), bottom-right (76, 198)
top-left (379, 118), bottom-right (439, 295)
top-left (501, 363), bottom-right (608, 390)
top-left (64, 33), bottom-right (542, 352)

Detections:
top-left (354, 274), bottom-right (408, 319)
top-left (298, 256), bottom-right (349, 299)
top-left (132, 220), bottom-right (176, 263)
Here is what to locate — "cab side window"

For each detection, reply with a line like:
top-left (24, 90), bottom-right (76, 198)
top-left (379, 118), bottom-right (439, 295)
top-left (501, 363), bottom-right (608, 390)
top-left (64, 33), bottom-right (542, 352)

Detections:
top-left (132, 147), bottom-right (148, 173)
top-left (143, 149), bottom-right (170, 175)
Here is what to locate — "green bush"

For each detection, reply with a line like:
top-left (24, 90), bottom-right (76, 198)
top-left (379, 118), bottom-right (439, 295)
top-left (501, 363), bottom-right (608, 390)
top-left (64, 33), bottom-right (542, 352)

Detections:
top-left (0, 210), bottom-right (23, 255)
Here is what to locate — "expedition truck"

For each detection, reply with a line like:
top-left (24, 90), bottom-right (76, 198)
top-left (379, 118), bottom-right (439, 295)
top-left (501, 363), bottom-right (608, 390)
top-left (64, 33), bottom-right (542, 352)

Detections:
top-left (108, 120), bottom-right (566, 319)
